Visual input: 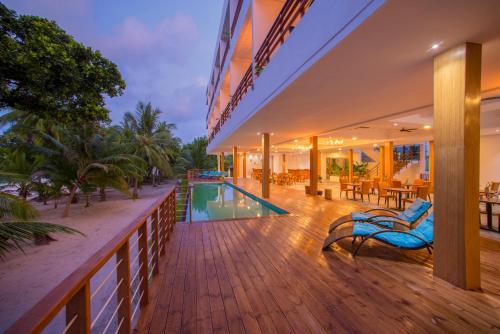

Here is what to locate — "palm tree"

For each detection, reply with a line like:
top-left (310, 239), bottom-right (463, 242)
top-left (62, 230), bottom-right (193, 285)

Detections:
top-left (37, 126), bottom-right (145, 217)
top-left (183, 136), bottom-right (216, 170)
top-left (0, 187), bottom-right (81, 257)
top-left (121, 102), bottom-right (179, 192)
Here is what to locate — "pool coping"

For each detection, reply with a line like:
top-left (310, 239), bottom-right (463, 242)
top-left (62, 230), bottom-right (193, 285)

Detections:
top-left (185, 180), bottom-right (290, 223)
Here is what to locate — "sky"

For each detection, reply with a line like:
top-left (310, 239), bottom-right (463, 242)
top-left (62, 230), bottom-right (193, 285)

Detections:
top-left (3, 0), bottom-right (224, 143)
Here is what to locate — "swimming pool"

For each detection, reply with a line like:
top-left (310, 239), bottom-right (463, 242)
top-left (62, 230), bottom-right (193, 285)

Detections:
top-left (187, 182), bottom-right (287, 222)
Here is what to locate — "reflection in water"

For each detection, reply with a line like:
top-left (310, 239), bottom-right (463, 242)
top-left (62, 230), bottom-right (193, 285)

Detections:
top-left (189, 183), bottom-right (282, 221)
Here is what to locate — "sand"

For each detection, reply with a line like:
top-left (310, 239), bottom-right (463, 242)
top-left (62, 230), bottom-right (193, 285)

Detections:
top-left (0, 183), bottom-right (175, 332)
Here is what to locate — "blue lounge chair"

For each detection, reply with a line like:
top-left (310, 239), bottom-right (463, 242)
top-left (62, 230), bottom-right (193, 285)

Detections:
top-left (322, 213), bottom-right (434, 255)
top-left (328, 198), bottom-right (432, 232)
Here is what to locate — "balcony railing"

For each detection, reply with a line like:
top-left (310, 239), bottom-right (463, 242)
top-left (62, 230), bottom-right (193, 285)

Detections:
top-left (5, 187), bottom-right (176, 334)
top-left (231, 0), bottom-right (244, 36)
top-left (208, 0), bottom-right (314, 144)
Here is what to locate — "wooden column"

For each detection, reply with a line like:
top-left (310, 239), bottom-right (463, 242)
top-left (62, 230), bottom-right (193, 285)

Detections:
top-left (309, 136), bottom-right (318, 195)
top-left (379, 146), bottom-right (385, 179)
top-left (384, 141), bottom-right (394, 180)
top-left (232, 147), bottom-right (238, 185)
top-left (138, 222), bottom-right (149, 306)
top-left (433, 42), bottom-right (481, 289)
top-left (429, 141), bottom-right (435, 188)
top-left (348, 149), bottom-right (354, 182)
top-left (262, 133), bottom-right (270, 198)
top-left (220, 152), bottom-right (225, 172)
top-left (282, 153), bottom-right (286, 174)
top-left (116, 241), bottom-right (132, 334)
top-left (66, 283), bottom-right (90, 334)
top-left (242, 152), bottom-right (247, 178)
top-left (217, 154), bottom-right (221, 171)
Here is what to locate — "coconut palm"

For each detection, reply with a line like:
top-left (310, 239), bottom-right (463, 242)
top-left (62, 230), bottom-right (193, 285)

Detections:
top-left (183, 136), bottom-right (216, 170)
top-left (37, 126), bottom-right (145, 217)
top-left (0, 188), bottom-right (81, 257)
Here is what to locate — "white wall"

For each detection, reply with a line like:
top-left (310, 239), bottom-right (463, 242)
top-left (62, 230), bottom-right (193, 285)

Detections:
top-left (480, 134), bottom-right (500, 187)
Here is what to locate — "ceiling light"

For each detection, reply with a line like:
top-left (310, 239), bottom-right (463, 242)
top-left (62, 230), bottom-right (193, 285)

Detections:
top-left (352, 137), bottom-right (357, 140)
top-left (271, 145), bottom-right (275, 148)
top-left (257, 132), bottom-right (261, 135)
top-left (373, 144), bottom-right (378, 147)
top-left (393, 123), bottom-right (398, 126)
top-left (294, 139), bottom-right (298, 143)
top-left (338, 148), bottom-right (342, 151)
top-left (427, 42), bottom-right (443, 52)
top-left (496, 129), bottom-right (500, 133)
top-left (423, 125), bottom-right (432, 130)
top-left (271, 132), bottom-right (275, 136)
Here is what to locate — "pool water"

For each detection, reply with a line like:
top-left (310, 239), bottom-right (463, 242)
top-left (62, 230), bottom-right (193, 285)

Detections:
top-left (188, 182), bottom-right (287, 221)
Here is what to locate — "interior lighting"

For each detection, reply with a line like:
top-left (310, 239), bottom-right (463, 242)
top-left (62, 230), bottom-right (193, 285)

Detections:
top-left (393, 123), bottom-right (398, 126)
top-left (423, 125), bottom-right (432, 130)
top-left (352, 137), bottom-right (357, 140)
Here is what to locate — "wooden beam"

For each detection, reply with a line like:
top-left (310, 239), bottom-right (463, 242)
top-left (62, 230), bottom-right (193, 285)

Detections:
top-left (384, 141), bottom-right (394, 180)
top-left (379, 145), bottom-right (385, 179)
top-left (262, 133), bottom-right (270, 198)
top-left (429, 141), bottom-right (435, 188)
top-left (348, 149), bottom-right (354, 182)
top-left (242, 152), bottom-right (247, 178)
top-left (433, 42), bottom-right (481, 290)
top-left (233, 146), bottom-right (238, 185)
top-left (309, 136), bottom-right (318, 195)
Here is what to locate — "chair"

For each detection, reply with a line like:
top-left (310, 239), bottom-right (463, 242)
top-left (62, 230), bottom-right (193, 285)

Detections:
top-left (410, 179), bottom-right (424, 197)
top-left (339, 178), bottom-right (354, 198)
top-left (391, 179), bottom-right (402, 188)
top-left (355, 181), bottom-right (372, 202)
top-left (377, 182), bottom-right (396, 207)
top-left (327, 198), bottom-right (432, 233)
top-left (403, 186), bottom-right (429, 209)
top-left (322, 213), bottom-right (434, 256)
top-left (371, 177), bottom-right (380, 194)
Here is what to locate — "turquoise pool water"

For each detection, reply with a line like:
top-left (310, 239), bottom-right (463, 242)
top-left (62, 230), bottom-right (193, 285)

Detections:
top-left (187, 182), bottom-right (287, 221)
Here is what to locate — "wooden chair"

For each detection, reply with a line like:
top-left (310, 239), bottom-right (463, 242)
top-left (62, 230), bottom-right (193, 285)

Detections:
top-left (391, 179), bottom-right (402, 188)
top-left (355, 181), bottom-right (372, 202)
top-left (340, 178), bottom-right (354, 198)
top-left (377, 182), bottom-right (396, 207)
top-left (403, 186), bottom-right (429, 210)
top-left (410, 179), bottom-right (424, 197)
top-left (371, 177), bottom-right (380, 194)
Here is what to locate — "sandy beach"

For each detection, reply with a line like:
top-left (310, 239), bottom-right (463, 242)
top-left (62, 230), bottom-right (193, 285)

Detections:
top-left (0, 183), bottom-right (175, 332)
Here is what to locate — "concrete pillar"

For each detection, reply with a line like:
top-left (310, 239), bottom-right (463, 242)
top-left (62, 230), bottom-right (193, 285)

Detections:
top-left (242, 152), bottom-right (247, 178)
top-left (433, 42), bottom-right (481, 289)
top-left (309, 136), bottom-right (318, 195)
top-left (379, 146), bottom-right (385, 179)
top-left (384, 141), bottom-right (394, 180)
top-left (348, 149), bottom-right (354, 182)
top-left (282, 153), bottom-right (286, 174)
top-left (262, 133), bottom-right (270, 198)
top-left (232, 147), bottom-right (238, 185)
top-left (217, 154), bottom-right (221, 171)
top-left (220, 152), bottom-right (225, 172)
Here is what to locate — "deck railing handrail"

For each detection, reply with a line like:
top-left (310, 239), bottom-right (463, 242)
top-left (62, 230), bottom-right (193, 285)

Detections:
top-left (5, 186), bottom-right (176, 334)
top-left (230, 0), bottom-right (244, 36)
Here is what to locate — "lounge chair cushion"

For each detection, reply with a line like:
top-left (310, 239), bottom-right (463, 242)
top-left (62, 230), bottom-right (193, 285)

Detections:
top-left (351, 212), bottom-right (395, 228)
top-left (352, 222), bottom-right (381, 236)
top-left (374, 213), bottom-right (434, 249)
top-left (396, 198), bottom-right (432, 223)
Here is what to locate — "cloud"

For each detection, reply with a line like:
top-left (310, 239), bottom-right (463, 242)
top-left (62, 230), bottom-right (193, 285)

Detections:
top-left (97, 12), bottom-right (199, 65)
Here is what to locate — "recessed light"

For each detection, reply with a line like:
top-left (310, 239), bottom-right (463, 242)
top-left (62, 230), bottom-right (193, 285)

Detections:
top-left (271, 132), bottom-right (275, 136)
top-left (271, 145), bottom-right (275, 148)
top-left (423, 125), bottom-right (432, 130)
top-left (428, 42), bottom-right (443, 52)
top-left (338, 148), bottom-right (342, 151)
top-left (352, 137), bottom-right (357, 140)
top-left (257, 132), bottom-right (261, 135)
top-left (496, 129), bottom-right (500, 133)
top-left (373, 143), bottom-right (378, 147)
top-left (393, 123), bottom-right (398, 126)
top-left (294, 139), bottom-right (298, 143)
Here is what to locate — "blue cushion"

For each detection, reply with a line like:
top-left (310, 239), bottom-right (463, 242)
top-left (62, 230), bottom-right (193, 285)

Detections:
top-left (351, 212), bottom-right (394, 228)
top-left (352, 223), bottom-right (382, 236)
top-left (374, 213), bottom-right (434, 249)
top-left (396, 198), bottom-right (432, 223)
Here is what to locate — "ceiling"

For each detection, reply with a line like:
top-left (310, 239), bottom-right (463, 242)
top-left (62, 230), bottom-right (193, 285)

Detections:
top-left (210, 0), bottom-right (500, 153)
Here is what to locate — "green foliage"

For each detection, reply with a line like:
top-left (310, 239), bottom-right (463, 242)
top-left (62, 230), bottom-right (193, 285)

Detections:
top-left (0, 3), bottom-right (125, 124)
top-left (181, 136), bottom-right (216, 170)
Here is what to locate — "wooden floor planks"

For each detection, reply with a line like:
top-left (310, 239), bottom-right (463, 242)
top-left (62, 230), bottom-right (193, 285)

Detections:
top-left (137, 179), bottom-right (500, 333)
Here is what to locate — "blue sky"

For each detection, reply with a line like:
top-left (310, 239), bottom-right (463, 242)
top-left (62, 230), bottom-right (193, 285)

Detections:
top-left (3, 0), bottom-right (224, 143)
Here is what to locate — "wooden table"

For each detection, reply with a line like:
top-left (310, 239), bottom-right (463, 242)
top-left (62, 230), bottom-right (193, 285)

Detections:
top-left (385, 187), bottom-right (413, 210)
top-left (480, 197), bottom-right (500, 232)
top-left (345, 183), bottom-right (360, 200)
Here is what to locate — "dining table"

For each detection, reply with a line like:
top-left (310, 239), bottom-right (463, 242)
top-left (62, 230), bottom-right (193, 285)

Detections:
top-left (345, 182), bottom-right (361, 200)
top-left (480, 196), bottom-right (500, 232)
top-left (385, 187), bottom-right (414, 210)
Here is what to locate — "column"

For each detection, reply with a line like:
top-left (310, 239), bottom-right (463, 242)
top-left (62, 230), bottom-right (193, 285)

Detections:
top-left (282, 153), bottom-right (286, 174)
top-left (217, 154), bottom-right (221, 172)
top-left (309, 136), bottom-right (318, 195)
top-left (232, 147), bottom-right (238, 185)
top-left (379, 145), bottom-right (385, 179)
top-left (220, 152), bottom-right (225, 172)
top-left (242, 152), bottom-right (247, 178)
top-left (429, 141), bottom-right (434, 187)
top-left (262, 133), bottom-right (270, 198)
top-left (384, 141), bottom-right (394, 180)
top-left (348, 149), bottom-right (354, 182)
top-left (433, 42), bottom-right (481, 289)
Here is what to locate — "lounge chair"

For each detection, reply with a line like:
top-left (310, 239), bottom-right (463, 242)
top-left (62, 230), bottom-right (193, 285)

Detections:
top-left (328, 198), bottom-right (432, 233)
top-left (322, 213), bottom-right (434, 255)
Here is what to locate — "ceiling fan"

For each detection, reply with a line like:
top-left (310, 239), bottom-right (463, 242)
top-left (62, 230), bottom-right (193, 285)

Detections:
top-left (399, 127), bottom-right (418, 133)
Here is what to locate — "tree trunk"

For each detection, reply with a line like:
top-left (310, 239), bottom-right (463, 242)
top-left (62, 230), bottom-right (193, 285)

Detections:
top-left (54, 198), bottom-right (58, 209)
top-left (133, 178), bottom-right (139, 198)
top-left (152, 172), bottom-right (156, 187)
top-left (99, 186), bottom-right (106, 201)
top-left (63, 185), bottom-right (78, 217)
top-left (85, 194), bottom-right (90, 207)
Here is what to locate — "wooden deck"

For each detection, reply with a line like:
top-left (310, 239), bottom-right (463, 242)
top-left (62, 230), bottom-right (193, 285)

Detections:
top-left (137, 179), bottom-right (500, 333)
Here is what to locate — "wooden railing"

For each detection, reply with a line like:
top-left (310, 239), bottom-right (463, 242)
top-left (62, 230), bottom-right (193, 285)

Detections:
top-left (208, 0), bottom-right (314, 144)
top-left (5, 187), bottom-right (176, 334)
top-left (254, 0), bottom-right (314, 74)
top-left (366, 163), bottom-right (380, 179)
top-left (394, 151), bottom-right (420, 175)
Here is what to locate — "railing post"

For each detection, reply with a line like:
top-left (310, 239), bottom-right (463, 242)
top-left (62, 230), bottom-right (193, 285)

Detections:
top-left (171, 190), bottom-right (176, 232)
top-left (189, 185), bottom-right (193, 224)
top-left (116, 241), bottom-right (131, 334)
top-left (138, 222), bottom-right (149, 306)
top-left (66, 282), bottom-right (90, 334)
top-left (151, 209), bottom-right (159, 276)
top-left (159, 200), bottom-right (167, 255)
